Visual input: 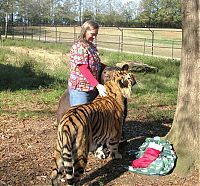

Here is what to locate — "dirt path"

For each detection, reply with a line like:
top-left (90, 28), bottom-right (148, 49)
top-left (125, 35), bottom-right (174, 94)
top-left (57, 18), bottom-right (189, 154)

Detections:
top-left (0, 112), bottom-right (199, 186)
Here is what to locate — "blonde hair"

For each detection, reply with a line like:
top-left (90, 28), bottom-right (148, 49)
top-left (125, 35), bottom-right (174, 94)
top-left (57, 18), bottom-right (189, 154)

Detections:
top-left (77, 20), bottom-right (99, 43)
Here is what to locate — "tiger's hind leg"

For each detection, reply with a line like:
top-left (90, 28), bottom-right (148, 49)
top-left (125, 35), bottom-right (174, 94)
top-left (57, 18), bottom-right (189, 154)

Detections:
top-left (51, 149), bottom-right (64, 186)
top-left (62, 146), bottom-right (76, 186)
top-left (51, 143), bottom-right (75, 186)
top-left (72, 149), bottom-right (88, 185)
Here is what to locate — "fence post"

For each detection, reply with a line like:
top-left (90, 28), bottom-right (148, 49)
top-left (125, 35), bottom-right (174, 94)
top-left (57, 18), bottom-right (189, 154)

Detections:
top-left (25, 26), bottom-right (27, 40)
top-left (39, 26), bottom-right (41, 41)
top-left (55, 27), bottom-right (57, 43)
top-left (117, 27), bottom-right (123, 53)
top-left (118, 35), bottom-right (120, 52)
top-left (45, 30), bottom-right (47, 42)
top-left (23, 27), bottom-right (25, 39)
top-left (59, 32), bottom-right (61, 43)
top-left (31, 29), bottom-right (33, 41)
top-left (151, 30), bottom-right (154, 55)
top-left (172, 40), bottom-right (174, 60)
top-left (147, 27), bottom-right (154, 56)
top-left (12, 27), bottom-right (14, 39)
top-left (121, 29), bottom-right (123, 53)
top-left (143, 38), bottom-right (146, 55)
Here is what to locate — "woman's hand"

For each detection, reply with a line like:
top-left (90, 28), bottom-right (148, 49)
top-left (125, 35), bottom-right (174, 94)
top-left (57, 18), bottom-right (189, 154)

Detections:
top-left (96, 84), bottom-right (107, 97)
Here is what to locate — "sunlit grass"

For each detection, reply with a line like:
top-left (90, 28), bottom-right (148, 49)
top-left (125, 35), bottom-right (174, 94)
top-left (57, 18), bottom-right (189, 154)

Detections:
top-left (0, 39), bottom-right (179, 121)
top-left (2, 38), bottom-right (70, 53)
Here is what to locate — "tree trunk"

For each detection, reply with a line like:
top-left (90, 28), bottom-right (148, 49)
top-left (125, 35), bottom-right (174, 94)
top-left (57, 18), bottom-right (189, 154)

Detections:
top-left (4, 0), bottom-right (9, 39)
top-left (165, 0), bottom-right (200, 176)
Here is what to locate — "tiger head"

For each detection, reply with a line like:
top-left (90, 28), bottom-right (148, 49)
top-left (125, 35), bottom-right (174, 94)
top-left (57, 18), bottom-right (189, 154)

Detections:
top-left (101, 64), bottom-right (136, 98)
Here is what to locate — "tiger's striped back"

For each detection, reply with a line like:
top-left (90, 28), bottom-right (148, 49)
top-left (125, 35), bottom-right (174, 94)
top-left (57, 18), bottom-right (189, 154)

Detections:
top-left (51, 67), bottom-right (136, 186)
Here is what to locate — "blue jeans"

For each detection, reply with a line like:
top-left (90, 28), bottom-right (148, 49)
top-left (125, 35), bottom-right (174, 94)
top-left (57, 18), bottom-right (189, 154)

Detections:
top-left (69, 88), bottom-right (98, 107)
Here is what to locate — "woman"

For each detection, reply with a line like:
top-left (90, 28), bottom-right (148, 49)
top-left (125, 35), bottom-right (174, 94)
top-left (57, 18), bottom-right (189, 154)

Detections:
top-left (68, 20), bottom-right (107, 107)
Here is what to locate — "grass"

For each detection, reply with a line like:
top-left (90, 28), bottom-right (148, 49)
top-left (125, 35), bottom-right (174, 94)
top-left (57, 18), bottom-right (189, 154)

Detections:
top-left (1, 39), bottom-right (69, 89)
top-left (99, 50), bottom-right (179, 121)
top-left (1, 38), bottom-right (70, 53)
top-left (0, 38), bottom-right (179, 121)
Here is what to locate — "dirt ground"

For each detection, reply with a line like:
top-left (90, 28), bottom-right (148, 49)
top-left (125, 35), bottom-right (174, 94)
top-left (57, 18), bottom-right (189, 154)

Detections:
top-left (0, 106), bottom-right (199, 186)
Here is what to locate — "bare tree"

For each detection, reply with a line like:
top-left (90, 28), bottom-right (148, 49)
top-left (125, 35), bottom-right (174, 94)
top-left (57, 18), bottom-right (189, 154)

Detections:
top-left (165, 0), bottom-right (200, 175)
top-left (2, 0), bottom-right (9, 38)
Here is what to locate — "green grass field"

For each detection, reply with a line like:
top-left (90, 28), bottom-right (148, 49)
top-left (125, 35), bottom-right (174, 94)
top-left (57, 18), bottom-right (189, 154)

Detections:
top-left (0, 38), bottom-right (179, 121)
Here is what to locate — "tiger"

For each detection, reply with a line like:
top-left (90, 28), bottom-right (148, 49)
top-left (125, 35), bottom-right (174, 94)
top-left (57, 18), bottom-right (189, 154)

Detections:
top-left (51, 64), bottom-right (136, 186)
top-left (56, 65), bottom-right (130, 160)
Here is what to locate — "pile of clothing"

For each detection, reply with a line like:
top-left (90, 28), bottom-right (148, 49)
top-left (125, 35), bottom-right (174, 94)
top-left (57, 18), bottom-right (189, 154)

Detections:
top-left (129, 136), bottom-right (177, 175)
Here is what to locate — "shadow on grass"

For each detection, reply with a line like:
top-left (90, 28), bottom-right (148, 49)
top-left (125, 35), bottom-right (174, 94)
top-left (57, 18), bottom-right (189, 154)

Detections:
top-left (0, 63), bottom-right (64, 91)
top-left (80, 119), bottom-right (172, 186)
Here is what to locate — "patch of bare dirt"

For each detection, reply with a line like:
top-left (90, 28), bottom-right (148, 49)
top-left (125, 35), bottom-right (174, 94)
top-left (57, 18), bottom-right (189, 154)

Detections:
top-left (0, 109), bottom-right (199, 186)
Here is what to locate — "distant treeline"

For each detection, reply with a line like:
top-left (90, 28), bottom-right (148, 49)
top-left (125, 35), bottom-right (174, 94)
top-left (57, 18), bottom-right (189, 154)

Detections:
top-left (0, 0), bottom-right (182, 29)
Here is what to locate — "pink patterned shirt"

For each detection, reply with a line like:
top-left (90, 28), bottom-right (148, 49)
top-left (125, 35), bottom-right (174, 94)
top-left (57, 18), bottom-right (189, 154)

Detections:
top-left (68, 41), bottom-right (102, 91)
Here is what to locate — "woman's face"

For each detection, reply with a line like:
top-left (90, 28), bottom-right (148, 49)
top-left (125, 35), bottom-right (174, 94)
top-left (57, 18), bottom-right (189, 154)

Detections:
top-left (85, 28), bottom-right (98, 43)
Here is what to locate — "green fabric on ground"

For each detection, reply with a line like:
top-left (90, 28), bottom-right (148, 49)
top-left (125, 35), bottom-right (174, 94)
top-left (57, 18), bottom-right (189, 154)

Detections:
top-left (129, 136), bottom-right (177, 175)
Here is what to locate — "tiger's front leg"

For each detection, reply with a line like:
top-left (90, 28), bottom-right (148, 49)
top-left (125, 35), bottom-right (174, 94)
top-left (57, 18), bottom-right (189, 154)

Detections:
top-left (106, 123), bottom-right (122, 159)
top-left (94, 145), bottom-right (106, 159)
top-left (107, 140), bottom-right (122, 159)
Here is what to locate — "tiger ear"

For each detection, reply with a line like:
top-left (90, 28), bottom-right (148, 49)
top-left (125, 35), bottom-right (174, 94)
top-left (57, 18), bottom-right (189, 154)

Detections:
top-left (121, 64), bottom-right (129, 71)
top-left (101, 71), bottom-right (111, 84)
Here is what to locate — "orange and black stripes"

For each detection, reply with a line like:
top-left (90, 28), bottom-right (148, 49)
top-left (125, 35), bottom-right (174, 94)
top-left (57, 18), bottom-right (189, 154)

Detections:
top-left (51, 68), bottom-right (136, 186)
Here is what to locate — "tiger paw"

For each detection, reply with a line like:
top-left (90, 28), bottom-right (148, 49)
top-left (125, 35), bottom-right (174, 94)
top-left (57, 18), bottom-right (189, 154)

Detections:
top-left (109, 152), bottom-right (122, 159)
top-left (94, 146), bottom-right (106, 159)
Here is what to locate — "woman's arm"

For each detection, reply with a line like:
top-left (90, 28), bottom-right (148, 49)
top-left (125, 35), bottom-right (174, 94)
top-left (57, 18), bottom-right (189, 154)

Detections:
top-left (78, 64), bottom-right (107, 97)
top-left (78, 64), bottom-right (99, 87)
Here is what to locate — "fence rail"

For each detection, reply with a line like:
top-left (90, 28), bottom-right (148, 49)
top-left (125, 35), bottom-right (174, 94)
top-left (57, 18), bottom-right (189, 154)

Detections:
top-left (0, 26), bottom-right (182, 60)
